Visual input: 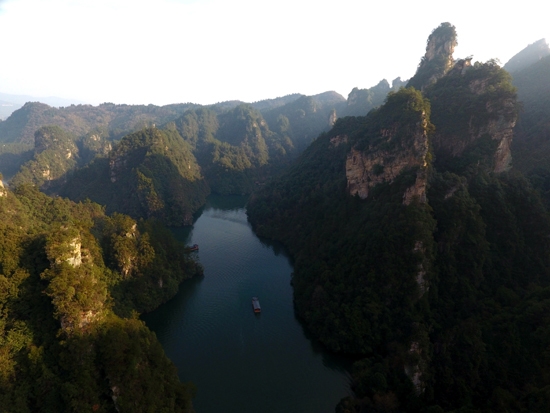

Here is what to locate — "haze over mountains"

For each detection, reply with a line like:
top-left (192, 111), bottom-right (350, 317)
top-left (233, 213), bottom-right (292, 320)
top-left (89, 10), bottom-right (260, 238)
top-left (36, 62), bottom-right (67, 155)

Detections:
top-left (0, 92), bottom-right (88, 120)
top-left (1, 21), bottom-right (550, 413)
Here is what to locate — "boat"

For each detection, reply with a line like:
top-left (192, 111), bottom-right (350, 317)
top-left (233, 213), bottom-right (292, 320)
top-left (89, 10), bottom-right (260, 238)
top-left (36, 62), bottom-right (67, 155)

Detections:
top-left (189, 244), bottom-right (199, 251)
top-left (252, 297), bottom-right (261, 313)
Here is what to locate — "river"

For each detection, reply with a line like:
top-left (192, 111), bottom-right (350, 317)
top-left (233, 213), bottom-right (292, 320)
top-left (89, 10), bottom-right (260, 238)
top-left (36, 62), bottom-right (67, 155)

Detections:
top-left (142, 195), bottom-right (352, 413)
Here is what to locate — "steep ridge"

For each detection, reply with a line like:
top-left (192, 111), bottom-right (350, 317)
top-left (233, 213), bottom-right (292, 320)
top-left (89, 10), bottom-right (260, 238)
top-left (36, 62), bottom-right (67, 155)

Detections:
top-left (248, 23), bottom-right (550, 412)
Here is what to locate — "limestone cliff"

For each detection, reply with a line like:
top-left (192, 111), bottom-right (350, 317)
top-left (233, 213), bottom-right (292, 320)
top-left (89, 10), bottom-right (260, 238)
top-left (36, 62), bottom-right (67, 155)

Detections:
top-left (407, 22), bottom-right (457, 91)
top-left (43, 225), bottom-right (107, 331)
top-left (345, 93), bottom-right (431, 205)
top-left (427, 59), bottom-right (519, 174)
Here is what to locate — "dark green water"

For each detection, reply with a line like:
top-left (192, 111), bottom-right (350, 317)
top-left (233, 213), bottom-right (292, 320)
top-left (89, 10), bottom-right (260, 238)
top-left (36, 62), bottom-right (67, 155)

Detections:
top-left (142, 195), bottom-right (352, 413)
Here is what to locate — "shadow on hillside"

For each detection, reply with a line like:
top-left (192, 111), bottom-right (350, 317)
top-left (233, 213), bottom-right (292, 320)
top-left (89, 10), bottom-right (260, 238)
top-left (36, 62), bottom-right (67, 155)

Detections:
top-left (0, 150), bottom-right (34, 179)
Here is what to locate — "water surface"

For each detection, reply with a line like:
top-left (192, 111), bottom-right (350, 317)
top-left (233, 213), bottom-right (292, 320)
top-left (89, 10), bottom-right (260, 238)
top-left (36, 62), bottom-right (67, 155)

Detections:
top-left (142, 195), bottom-right (352, 413)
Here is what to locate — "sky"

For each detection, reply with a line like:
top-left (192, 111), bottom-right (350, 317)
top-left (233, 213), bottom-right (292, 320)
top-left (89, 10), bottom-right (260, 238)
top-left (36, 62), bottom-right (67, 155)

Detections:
top-left (0, 0), bottom-right (548, 106)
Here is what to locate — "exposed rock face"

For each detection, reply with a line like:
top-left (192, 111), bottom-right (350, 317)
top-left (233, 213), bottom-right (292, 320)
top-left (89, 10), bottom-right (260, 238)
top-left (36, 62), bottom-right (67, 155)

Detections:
top-left (487, 114), bottom-right (514, 173)
top-left (430, 60), bottom-right (518, 173)
top-left (424, 34), bottom-right (456, 65)
top-left (65, 238), bottom-right (83, 267)
top-left (51, 234), bottom-right (83, 268)
top-left (109, 155), bottom-right (126, 183)
top-left (0, 180), bottom-right (6, 197)
top-left (346, 115), bottom-right (430, 204)
top-left (407, 22), bottom-right (458, 91)
top-left (328, 109), bottom-right (337, 128)
top-left (413, 241), bottom-right (428, 295)
top-left (60, 308), bottom-right (103, 330)
top-left (329, 135), bottom-right (348, 148)
top-left (405, 341), bottom-right (426, 394)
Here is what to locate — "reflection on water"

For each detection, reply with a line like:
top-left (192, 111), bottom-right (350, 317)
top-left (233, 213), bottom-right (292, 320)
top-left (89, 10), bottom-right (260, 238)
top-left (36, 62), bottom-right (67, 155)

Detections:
top-left (143, 195), bottom-right (352, 413)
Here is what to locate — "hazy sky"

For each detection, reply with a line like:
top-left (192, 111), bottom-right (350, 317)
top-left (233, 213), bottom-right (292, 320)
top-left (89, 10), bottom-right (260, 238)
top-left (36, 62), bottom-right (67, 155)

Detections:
top-left (1, 0), bottom-right (548, 106)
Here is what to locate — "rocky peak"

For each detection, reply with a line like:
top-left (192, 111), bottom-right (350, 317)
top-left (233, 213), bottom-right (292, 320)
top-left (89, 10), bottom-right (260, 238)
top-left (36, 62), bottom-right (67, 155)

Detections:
top-left (407, 22), bottom-right (458, 91)
top-left (424, 25), bottom-right (456, 62)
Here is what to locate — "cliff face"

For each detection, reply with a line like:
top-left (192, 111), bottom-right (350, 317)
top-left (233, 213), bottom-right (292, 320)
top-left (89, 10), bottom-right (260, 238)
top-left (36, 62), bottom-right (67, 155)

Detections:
top-left (248, 23), bottom-right (550, 413)
top-left (346, 124), bottom-right (429, 204)
top-left (345, 90), bottom-right (431, 205)
top-left (428, 60), bottom-right (519, 174)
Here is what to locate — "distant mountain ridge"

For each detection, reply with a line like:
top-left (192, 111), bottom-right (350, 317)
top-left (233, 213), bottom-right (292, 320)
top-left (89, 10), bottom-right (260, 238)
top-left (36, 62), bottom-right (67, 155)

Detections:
top-left (503, 38), bottom-right (550, 73)
top-left (0, 85), bottom-right (396, 193)
top-left (0, 91), bottom-right (88, 120)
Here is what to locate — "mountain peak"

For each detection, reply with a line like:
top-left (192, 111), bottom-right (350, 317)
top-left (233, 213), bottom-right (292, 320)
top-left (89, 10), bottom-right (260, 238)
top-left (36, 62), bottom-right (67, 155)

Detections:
top-left (407, 22), bottom-right (458, 91)
top-left (503, 38), bottom-right (550, 73)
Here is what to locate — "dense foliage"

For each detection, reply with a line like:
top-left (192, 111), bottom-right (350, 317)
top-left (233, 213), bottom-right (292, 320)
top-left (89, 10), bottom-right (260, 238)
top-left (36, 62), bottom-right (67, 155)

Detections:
top-left (248, 47), bottom-right (550, 411)
top-left (426, 60), bottom-right (519, 174)
top-left (0, 101), bottom-right (199, 145)
top-left (57, 127), bottom-right (210, 226)
top-left (10, 126), bottom-right (79, 190)
top-left (0, 184), bottom-right (200, 412)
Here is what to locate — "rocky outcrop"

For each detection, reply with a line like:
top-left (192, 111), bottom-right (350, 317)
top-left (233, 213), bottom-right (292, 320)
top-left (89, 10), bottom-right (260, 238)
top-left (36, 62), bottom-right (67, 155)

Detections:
top-left (0, 180), bottom-right (6, 197)
top-left (404, 341), bottom-right (426, 394)
top-left (346, 116), bottom-right (430, 204)
top-left (407, 22), bottom-right (458, 91)
top-left (329, 135), bottom-right (348, 148)
top-left (430, 60), bottom-right (518, 173)
top-left (49, 231), bottom-right (83, 268)
top-left (328, 109), bottom-right (337, 128)
top-left (109, 155), bottom-right (127, 183)
top-left (65, 238), bottom-right (83, 267)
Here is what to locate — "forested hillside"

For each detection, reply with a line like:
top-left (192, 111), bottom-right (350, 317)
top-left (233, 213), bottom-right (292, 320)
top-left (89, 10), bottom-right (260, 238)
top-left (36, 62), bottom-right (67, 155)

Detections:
top-left (0, 85), bottom-right (396, 194)
top-left (57, 127), bottom-right (210, 226)
top-left (0, 183), bottom-right (201, 412)
top-left (248, 23), bottom-right (550, 412)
